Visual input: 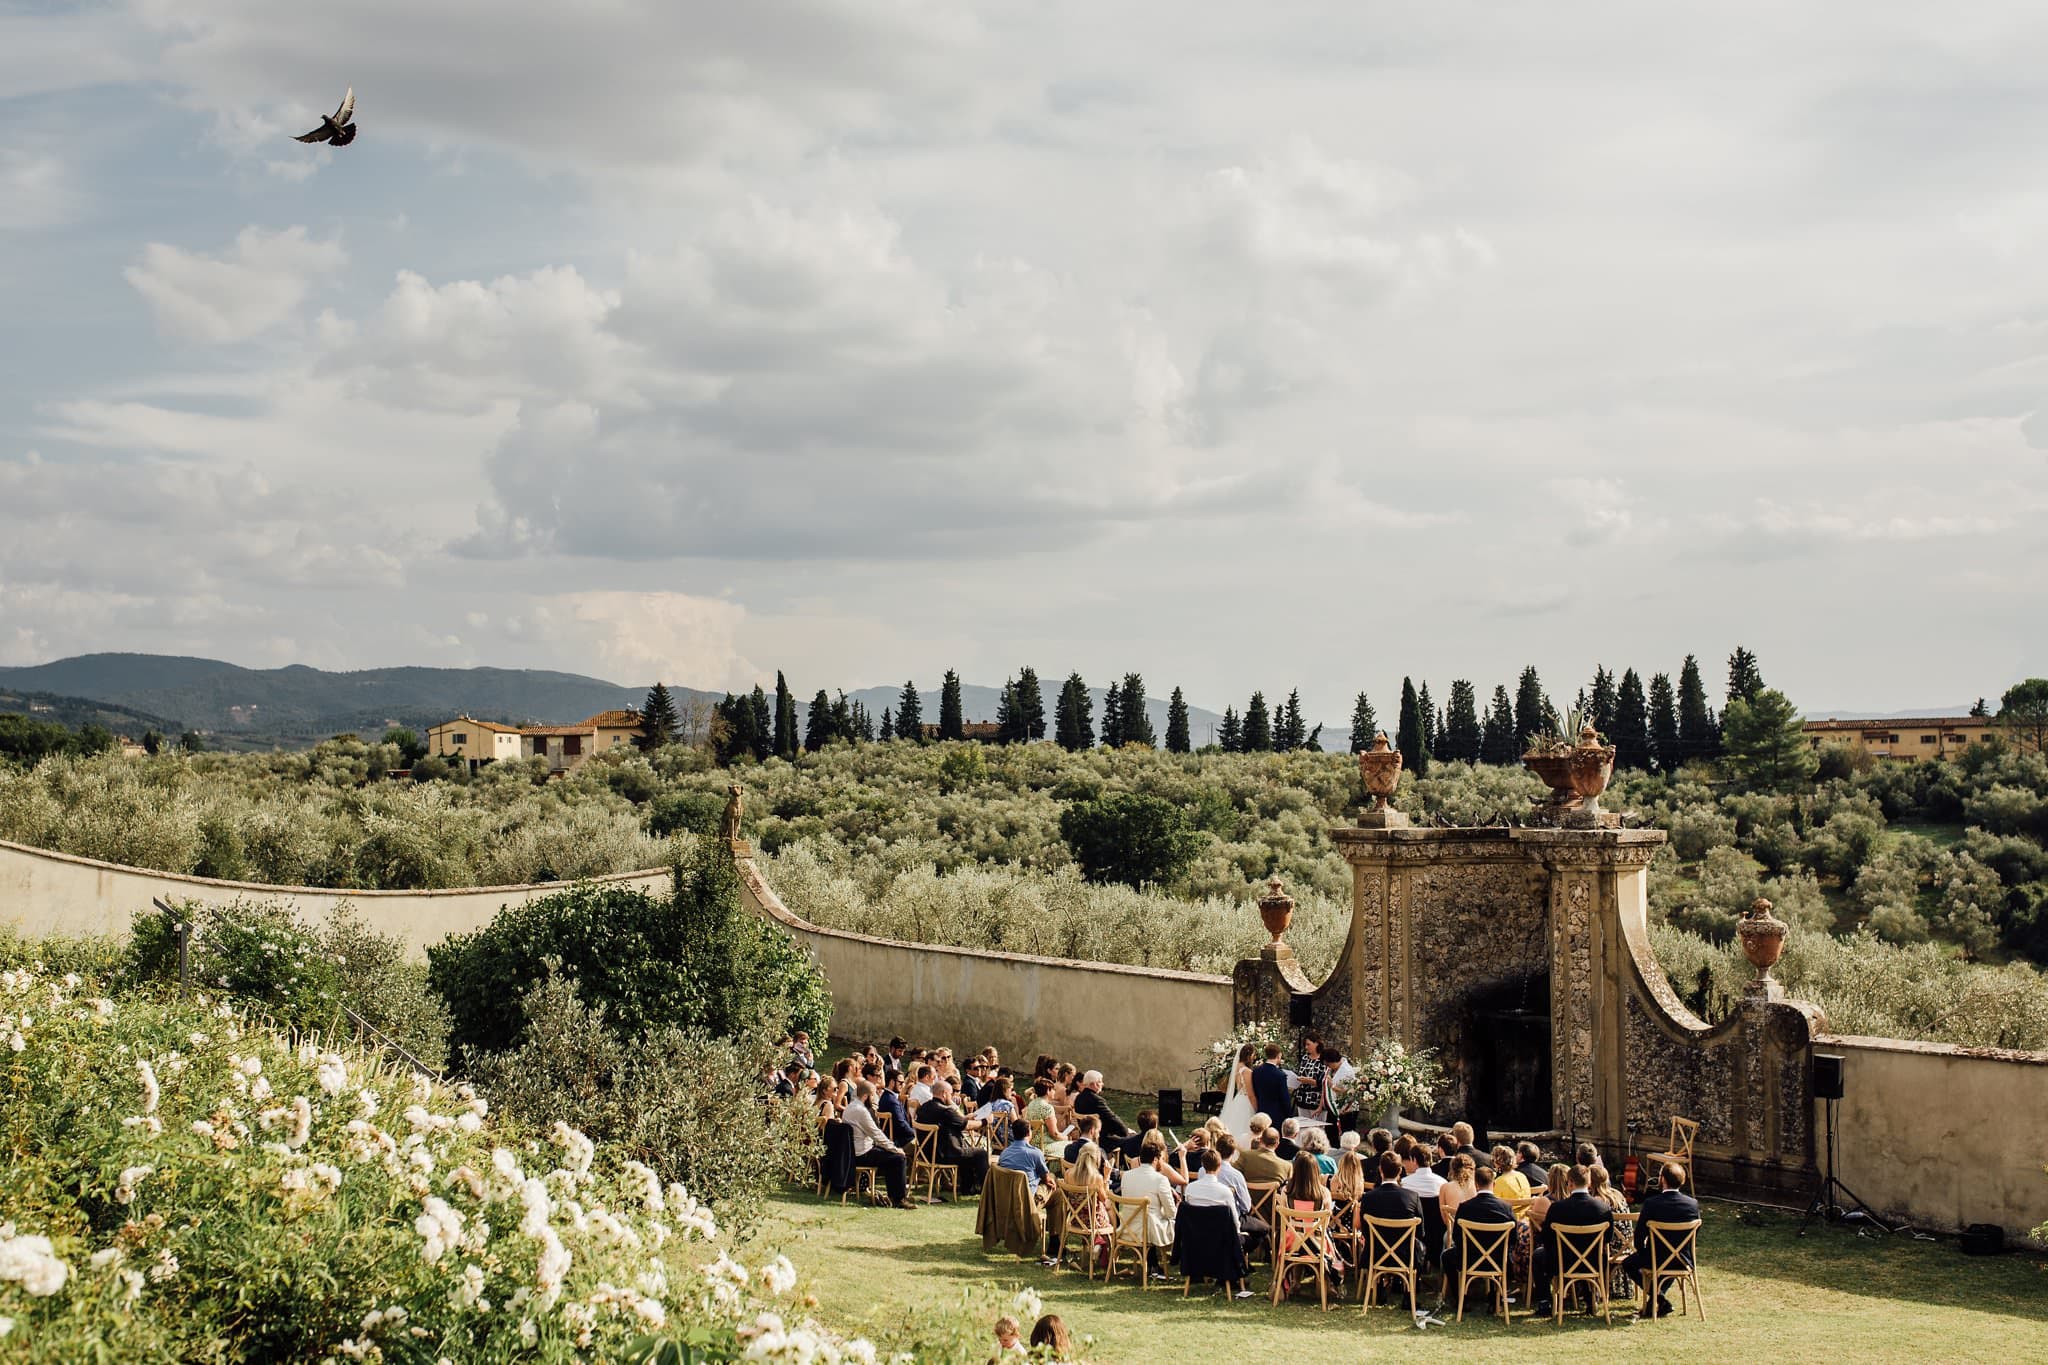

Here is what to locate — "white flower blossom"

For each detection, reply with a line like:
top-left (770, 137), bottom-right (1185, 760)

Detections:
top-left (623, 1161), bottom-right (664, 1212)
top-left (535, 1227), bottom-right (571, 1311)
top-left (551, 1121), bottom-right (594, 1179)
top-left (1011, 1287), bottom-right (1043, 1322)
top-left (119, 1268), bottom-right (145, 1308)
top-left (121, 1115), bottom-right (162, 1137)
top-left (137, 1060), bottom-right (160, 1115)
top-left (250, 1075), bottom-right (273, 1103)
top-left (147, 1249), bottom-right (179, 1283)
top-left (316, 1054), bottom-right (350, 1097)
top-left (413, 1197), bottom-right (465, 1264)
top-left (89, 1248), bottom-right (123, 1270)
top-left (287, 1096), bottom-right (313, 1149)
top-left (357, 1088), bottom-right (380, 1119)
top-left (762, 1255), bottom-right (798, 1297)
top-left (519, 1177), bottom-right (553, 1239)
top-left (115, 1165), bottom-right (154, 1205)
top-left (452, 1263), bottom-right (487, 1311)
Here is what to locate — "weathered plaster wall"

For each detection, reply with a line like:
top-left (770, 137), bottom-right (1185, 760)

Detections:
top-left (0, 837), bottom-right (670, 955)
top-left (1822, 1034), bottom-right (2048, 1239)
top-left (733, 851), bottom-right (1232, 1092)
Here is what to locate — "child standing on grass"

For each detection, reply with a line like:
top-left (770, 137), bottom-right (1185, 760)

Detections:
top-left (993, 1314), bottom-right (1026, 1354)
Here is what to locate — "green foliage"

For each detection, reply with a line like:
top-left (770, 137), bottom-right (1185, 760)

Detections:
top-left (467, 970), bottom-right (816, 1238)
top-left (1164, 687), bottom-right (1192, 754)
top-left (1677, 653), bottom-right (1718, 761)
top-left (1997, 677), bottom-right (2048, 752)
top-left (1241, 691), bottom-right (1272, 752)
top-left (426, 843), bottom-right (831, 1060)
top-left (380, 725), bottom-right (427, 765)
top-left (0, 713), bottom-right (110, 766)
top-left (1395, 678), bottom-right (1426, 777)
top-left (1720, 688), bottom-right (1818, 791)
top-left (646, 790), bottom-right (725, 839)
top-left (1348, 691), bottom-right (1377, 753)
top-left (937, 743), bottom-right (988, 791)
top-left (896, 678), bottom-right (925, 744)
top-left (1058, 791), bottom-right (1203, 889)
top-left (1053, 673), bottom-right (1092, 751)
top-left (1120, 673), bottom-right (1155, 747)
top-left (639, 682), bottom-right (680, 750)
top-left (1612, 668), bottom-right (1650, 770)
top-left (1726, 646), bottom-right (1765, 707)
top-left (938, 669), bottom-right (965, 742)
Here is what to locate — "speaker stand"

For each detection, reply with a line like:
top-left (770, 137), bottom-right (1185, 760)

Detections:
top-left (1799, 1097), bottom-right (1891, 1236)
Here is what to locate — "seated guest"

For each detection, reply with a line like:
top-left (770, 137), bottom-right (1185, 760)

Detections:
top-left (790, 1030), bottom-right (815, 1071)
top-left (1402, 1145), bottom-right (1446, 1201)
top-left (1183, 1147), bottom-right (1251, 1261)
top-left (843, 1082), bottom-right (912, 1208)
top-left (917, 1080), bottom-right (991, 1195)
top-left (1120, 1109), bottom-right (1159, 1165)
top-left (1339, 1130), bottom-right (1363, 1157)
top-left (1303, 1126), bottom-right (1337, 1177)
top-left (814, 1078), bottom-right (843, 1122)
top-left (1330, 1148), bottom-right (1368, 1205)
top-left (1064, 1114), bottom-right (1101, 1167)
top-left (960, 1057), bottom-right (988, 1107)
top-left (1119, 1135), bottom-right (1180, 1275)
top-left (772, 1061), bottom-right (805, 1099)
top-left (1527, 1162), bottom-right (1572, 1233)
top-left (1575, 1140), bottom-right (1605, 1173)
top-left (972, 1076), bottom-right (1019, 1125)
top-left (1366, 1127), bottom-right (1394, 1172)
top-left (1515, 1140), bottom-right (1548, 1186)
top-left (1073, 1071), bottom-right (1130, 1144)
top-left (1623, 1163), bottom-right (1700, 1317)
top-left (1437, 1152), bottom-right (1477, 1232)
top-left (1239, 1126), bottom-right (1293, 1187)
top-left (1060, 1143), bottom-right (1116, 1258)
top-left (1588, 1164), bottom-right (1632, 1265)
top-left (1209, 1135), bottom-right (1269, 1259)
top-left (884, 1036), bottom-right (908, 1083)
top-left (1359, 1151), bottom-right (1426, 1310)
top-left (1276, 1117), bottom-right (1301, 1164)
top-left (1279, 1153), bottom-right (1345, 1279)
top-left (1051, 1063), bottom-right (1081, 1131)
top-left (1533, 1164), bottom-right (1614, 1316)
top-left (1444, 1164), bottom-right (1516, 1294)
top-left (908, 1064), bottom-right (936, 1108)
top-left (861, 1063), bottom-right (914, 1146)
top-left (1023, 1078), bottom-right (1069, 1158)
top-left (996, 1118), bottom-right (1053, 1195)
top-left (1150, 1130), bottom-right (1190, 1190)
top-left (1491, 1145), bottom-right (1532, 1201)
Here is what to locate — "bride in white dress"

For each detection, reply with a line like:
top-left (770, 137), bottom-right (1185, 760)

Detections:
top-left (1219, 1043), bottom-right (1257, 1143)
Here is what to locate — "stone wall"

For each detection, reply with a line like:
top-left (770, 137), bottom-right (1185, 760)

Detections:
top-left (0, 837), bottom-right (670, 955)
top-left (1821, 1034), bottom-right (2048, 1239)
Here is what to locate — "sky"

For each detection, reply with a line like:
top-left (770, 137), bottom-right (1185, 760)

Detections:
top-left (3, 1), bottom-right (2046, 723)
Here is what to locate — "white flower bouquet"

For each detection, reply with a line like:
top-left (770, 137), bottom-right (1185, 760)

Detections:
top-left (1197, 1019), bottom-right (1288, 1090)
top-left (1351, 1037), bottom-right (1445, 1121)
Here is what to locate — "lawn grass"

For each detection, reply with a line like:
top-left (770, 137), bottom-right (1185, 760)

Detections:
top-left (764, 1190), bottom-right (2048, 1363)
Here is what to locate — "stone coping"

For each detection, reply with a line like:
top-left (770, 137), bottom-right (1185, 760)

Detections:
top-left (1816, 1031), bottom-right (2048, 1066)
top-left (0, 837), bottom-right (669, 899)
top-left (1329, 825), bottom-right (1665, 846)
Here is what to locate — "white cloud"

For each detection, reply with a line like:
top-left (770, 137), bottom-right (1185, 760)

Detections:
top-left (125, 226), bottom-right (346, 343)
top-left (551, 590), bottom-right (754, 692)
top-left (0, 151), bottom-right (72, 230)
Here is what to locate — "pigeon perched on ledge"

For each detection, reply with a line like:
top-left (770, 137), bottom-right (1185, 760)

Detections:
top-left (294, 87), bottom-right (357, 146)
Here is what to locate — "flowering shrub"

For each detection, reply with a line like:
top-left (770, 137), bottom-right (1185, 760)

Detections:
top-left (1196, 1019), bottom-right (1289, 1090)
top-left (0, 965), bottom-right (905, 1361)
top-left (1350, 1039), bottom-right (1445, 1121)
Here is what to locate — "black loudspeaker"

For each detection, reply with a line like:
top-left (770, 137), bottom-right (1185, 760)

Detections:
top-left (1289, 993), bottom-right (1314, 1027)
top-left (1813, 1053), bottom-right (1845, 1101)
top-left (1196, 1090), bottom-right (1226, 1117)
top-left (1158, 1088), bottom-right (1185, 1128)
top-left (1962, 1224), bottom-right (2005, 1256)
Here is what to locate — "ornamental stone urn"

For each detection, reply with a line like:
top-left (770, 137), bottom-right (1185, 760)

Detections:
top-left (1356, 731), bottom-right (1409, 829)
top-left (1738, 896), bottom-right (1788, 988)
top-left (1258, 876), bottom-right (1295, 947)
top-left (1524, 724), bottom-right (1617, 827)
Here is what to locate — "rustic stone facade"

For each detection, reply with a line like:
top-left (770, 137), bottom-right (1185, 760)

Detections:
top-left (1234, 824), bottom-right (1822, 1197)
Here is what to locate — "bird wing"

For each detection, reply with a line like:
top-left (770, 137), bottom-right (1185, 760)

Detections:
top-left (334, 86), bottom-right (354, 124)
top-left (294, 125), bottom-right (334, 143)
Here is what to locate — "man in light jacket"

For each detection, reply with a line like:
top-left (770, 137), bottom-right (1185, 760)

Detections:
top-left (1120, 1134), bottom-right (1180, 1278)
top-left (844, 1081), bottom-right (911, 1208)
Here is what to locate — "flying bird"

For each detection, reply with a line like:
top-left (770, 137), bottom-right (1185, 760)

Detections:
top-left (294, 87), bottom-right (357, 146)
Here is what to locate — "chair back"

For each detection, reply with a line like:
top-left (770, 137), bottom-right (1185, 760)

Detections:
top-left (1646, 1218), bottom-right (1701, 1274)
top-left (1552, 1221), bottom-right (1609, 1282)
top-left (1665, 1116), bottom-right (1699, 1164)
top-left (1456, 1219), bottom-right (1515, 1278)
top-left (1363, 1214), bottom-right (1420, 1270)
top-left (1109, 1191), bottom-right (1152, 1240)
top-left (1246, 1180), bottom-right (1280, 1230)
top-left (1331, 1197), bottom-right (1363, 1250)
top-left (912, 1122), bottom-right (947, 1171)
top-left (1274, 1203), bottom-right (1332, 1265)
top-left (1509, 1196), bottom-right (1534, 1224)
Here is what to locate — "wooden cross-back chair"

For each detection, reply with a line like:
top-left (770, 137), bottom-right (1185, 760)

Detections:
top-left (1052, 1180), bottom-right (1104, 1277)
top-left (1245, 1182), bottom-right (1281, 1265)
top-left (1329, 1197), bottom-right (1364, 1269)
top-left (1271, 1204), bottom-right (1337, 1311)
top-left (1453, 1220), bottom-right (1516, 1323)
top-left (1649, 1116), bottom-right (1699, 1174)
top-left (910, 1122), bottom-right (959, 1203)
top-left (1639, 1218), bottom-right (1706, 1320)
top-left (1549, 1222), bottom-right (1612, 1323)
top-left (1105, 1192), bottom-right (1157, 1288)
top-left (1359, 1214), bottom-right (1421, 1316)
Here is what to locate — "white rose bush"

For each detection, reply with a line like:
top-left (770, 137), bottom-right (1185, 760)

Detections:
top-left (0, 965), bottom-right (892, 1362)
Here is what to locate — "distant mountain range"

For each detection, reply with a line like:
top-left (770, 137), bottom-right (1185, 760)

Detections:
top-left (0, 654), bottom-right (1351, 752)
top-left (0, 654), bottom-right (720, 751)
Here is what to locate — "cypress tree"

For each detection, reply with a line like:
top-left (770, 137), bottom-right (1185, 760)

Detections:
top-left (1677, 655), bottom-right (1717, 761)
top-left (879, 707), bottom-right (895, 741)
top-left (804, 688), bottom-right (834, 752)
top-left (1481, 685), bottom-right (1518, 765)
top-left (1396, 677), bottom-right (1428, 777)
top-left (1589, 666), bottom-right (1618, 738)
top-left (1612, 668), bottom-right (1651, 770)
top-left (1218, 706), bottom-right (1241, 753)
top-left (747, 686), bottom-right (773, 761)
top-left (1648, 672), bottom-right (1680, 774)
top-left (1121, 673), bottom-right (1156, 747)
top-left (1445, 680), bottom-right (1483, 763)
top-left (639, 682), bottom-right (679, 750)
top-left (1416, 682), bottom-right (1436, 758)
top-left (1164, 687), bottom-right (1192, 753)
top-left (1016, 667), bottom-right (1047, 741)
top-left (1242, 692), bottom-right (1273, 751)
top-left (896, 680), bottom-right (925, 743)
top-left (772, 672), bottom-right (798, 759)
top-left (1514, 667), bottom-right (1546, 749)
top-left (1433, 704), bottom-right (1450, 762)
top-left (938, 669), bottom-right (964, 741)
top-left (1348, 692), bottom-right (1378, 752)
top-left (1100, 680), bottom-right (1123, 747)
top-left (1726, 647), bottom-right (1765, 708)
top-left (995, 683), bottom-right (1022, 744)
top-left (1054, 673), bottom-right (1094, 751)
top-left (1275, 689), bottom-right (1306, 750)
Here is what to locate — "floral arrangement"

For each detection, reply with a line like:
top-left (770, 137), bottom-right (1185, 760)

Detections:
top-left (0, 963), bottom-right (887, 1362)
top-left (1197, 1018), bottom-right (1288, 1090)
top-left (1349, 1037), bottom-right (1445, 1121)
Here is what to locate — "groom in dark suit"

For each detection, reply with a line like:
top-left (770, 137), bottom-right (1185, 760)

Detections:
top-left (1250, 1043), bottom-right (1295, 1122)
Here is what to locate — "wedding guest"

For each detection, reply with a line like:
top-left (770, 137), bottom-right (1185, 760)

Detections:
top-left (1279, 1152), bottom-right (1345, 1281)
top-left (1437, 1152), bottom-right (1477, 1231)
top-left (843, 1081), bottom-right (911, 1207)
top-left (908, 1065), bottom-right (936, 1108)
top-left (1359, 1151), bottom-right (1425, 1311)
top-left (972, 1076), bottom-right (1019, 1125)
top-left (790, 1031), bottom-right (815, 1071)
top-left (1210, 1134), bottom-right (1268, 1259)
top-left (1239, 1126), bottom-right (1293, 1187)
top-left (884, 1036), bottom-right (908, 1083)
top-left (1532, 1164), bottom-right (1613, 1317)
top-left (1527, 1162), bottom-right (1572, 1232)
top-left (960, 1057), bottom-right (988, 1107)
top-left (917, 1080), bottom-right (990, 1195)
top-left (1028, 1316), bottom-right (1072, 1359)
top-left (1303, 1126), bottom-right (1337, 1177)
top-left (1401, 1144), bottom-right (1446, 1201)
top-left (1119, 1135), bottom-right (1179, 1275)
top-left (1064, 1114), bottom-right (1101, 1167)
top-left (1277, 1117), bottom-right (1301, 1164)
top-left (1624, 1163), bottom-right (1699, 1317)
top-left (1023, 1078), bottom-right (1068, 1158)
top-left (1491, 1145), bottom-right (1532, 1201)
top-left (1330, 1148), bottom-right (1369, 1204)
top-left (992, 1315), bottom-right (1025, 1356)
top-left (1445, 1164), bottom-right (1516, 1295)
top-left (1121, 1109), bottom-right (1160, 1165)
top-left (996, 1118), bottom-right (1053, 1194)
top-left (1073, 1071), bottom-right (1130, 1144)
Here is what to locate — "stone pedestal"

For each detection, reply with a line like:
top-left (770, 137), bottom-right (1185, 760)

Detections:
top-left (1354, 807), bottom-right (1411, 830)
